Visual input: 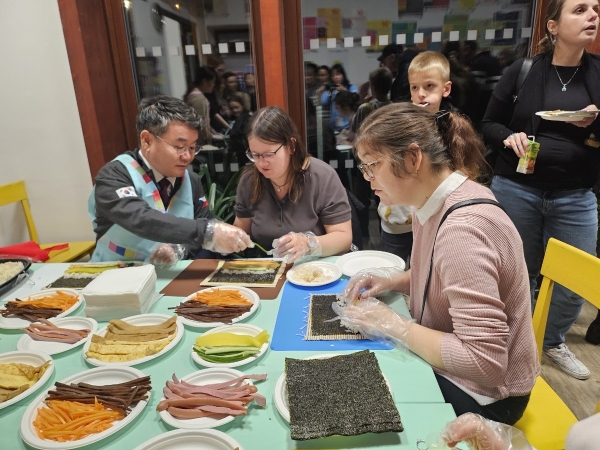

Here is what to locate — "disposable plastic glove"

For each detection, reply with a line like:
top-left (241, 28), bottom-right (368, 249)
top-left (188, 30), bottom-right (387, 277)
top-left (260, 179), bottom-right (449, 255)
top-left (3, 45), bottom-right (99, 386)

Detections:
top-left (202, 219), bottom-right (252, 254)
top-left (147, 243), bottom-right (186, 267)
top-left (341, 267), bottom-right (405, 301)
top-left (432, 413), bottom-right (531, 450)
top-left (331, 297), bottom-right (413, 349)
top-left (269, 231), bottom-right (322, 263)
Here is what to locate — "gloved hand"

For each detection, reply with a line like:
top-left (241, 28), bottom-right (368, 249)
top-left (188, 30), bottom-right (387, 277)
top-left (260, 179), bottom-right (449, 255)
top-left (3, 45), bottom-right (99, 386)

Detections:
top-left (331, 297), bottom-right (413, 349)
top-left (202, 219), bottom-right (252, 254)
top-left (341, 267), bottom-right (405, 302)
top-left (269, 231), bottom-right (322, 263)
top-left (147, 243), bottom-right (186, 267)
top-left (435, 413), bottom-right (531, 450)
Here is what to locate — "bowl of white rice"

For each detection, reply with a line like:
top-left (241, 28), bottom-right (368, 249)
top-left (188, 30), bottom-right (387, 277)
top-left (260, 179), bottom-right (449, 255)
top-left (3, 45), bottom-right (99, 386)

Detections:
top-left (0, 258), bottom-right (31, 296)
top-left (286, 262), bottom-right (342, 287)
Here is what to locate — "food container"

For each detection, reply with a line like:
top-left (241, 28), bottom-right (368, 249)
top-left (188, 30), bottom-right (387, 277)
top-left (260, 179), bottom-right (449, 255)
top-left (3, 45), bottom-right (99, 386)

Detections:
top-left (516, 136), bottom-right (540, 174)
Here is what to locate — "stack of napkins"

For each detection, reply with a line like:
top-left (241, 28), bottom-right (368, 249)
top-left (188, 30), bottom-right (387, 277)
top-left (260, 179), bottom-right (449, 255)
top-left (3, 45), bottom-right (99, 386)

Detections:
top-left (81, 265), bottom-right (158, 321)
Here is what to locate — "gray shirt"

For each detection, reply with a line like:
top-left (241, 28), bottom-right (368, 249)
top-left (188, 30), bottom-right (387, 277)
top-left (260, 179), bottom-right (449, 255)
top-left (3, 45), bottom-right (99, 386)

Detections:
top-left (92, 149), bottom-right (212, 255)
top-left (234, 157), bottom-right (351, 249)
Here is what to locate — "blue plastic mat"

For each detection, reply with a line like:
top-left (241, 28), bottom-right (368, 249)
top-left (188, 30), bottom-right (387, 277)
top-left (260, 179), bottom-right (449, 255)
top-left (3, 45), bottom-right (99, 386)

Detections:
top-left (271, 279), bottom-right (392, 351)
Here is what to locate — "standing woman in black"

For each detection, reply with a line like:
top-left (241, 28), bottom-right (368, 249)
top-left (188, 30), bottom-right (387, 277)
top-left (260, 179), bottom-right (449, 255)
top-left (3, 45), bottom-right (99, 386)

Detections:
top-left (482, 0), bottom-right (600, 380)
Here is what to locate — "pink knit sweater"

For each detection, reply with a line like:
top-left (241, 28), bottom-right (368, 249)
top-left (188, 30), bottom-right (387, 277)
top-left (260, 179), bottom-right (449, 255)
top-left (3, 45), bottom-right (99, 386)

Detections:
top-left (410, 179), bottom-right (540, 399)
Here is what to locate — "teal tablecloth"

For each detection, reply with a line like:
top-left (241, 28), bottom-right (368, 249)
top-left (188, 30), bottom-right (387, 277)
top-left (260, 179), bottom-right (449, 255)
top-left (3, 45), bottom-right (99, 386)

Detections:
top-left (0, 259), bottom-right (455, 449)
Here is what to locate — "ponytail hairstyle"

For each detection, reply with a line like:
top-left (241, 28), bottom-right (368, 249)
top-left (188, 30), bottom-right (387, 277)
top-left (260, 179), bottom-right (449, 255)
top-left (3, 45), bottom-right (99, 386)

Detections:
top-left (355, 103), bottom-right (485, 180)
top-left (537, 0), bottom-right (566, 55)
top-left (246, 106), bottom-right (309, 204)
top-left (334, 90), bottom-right (360, 112)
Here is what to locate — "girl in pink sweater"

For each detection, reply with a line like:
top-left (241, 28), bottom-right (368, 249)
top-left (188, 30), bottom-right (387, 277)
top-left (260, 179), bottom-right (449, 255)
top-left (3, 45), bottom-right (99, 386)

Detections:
top-left (342, 103), bottom-right (539, 425)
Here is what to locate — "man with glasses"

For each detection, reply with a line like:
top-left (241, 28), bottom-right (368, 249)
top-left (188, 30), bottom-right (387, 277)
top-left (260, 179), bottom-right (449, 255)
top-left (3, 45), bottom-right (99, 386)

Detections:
top-left (89, 96), bottom-right (251, 262)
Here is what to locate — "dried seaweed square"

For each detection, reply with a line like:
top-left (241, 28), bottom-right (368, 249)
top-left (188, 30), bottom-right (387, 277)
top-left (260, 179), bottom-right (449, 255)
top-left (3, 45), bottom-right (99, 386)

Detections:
top-left (305, 294), bottom-right (364, 340)
top-left (201, 260), bottom-right (285, 287)
top-left (285, 350), bottom-right (403, 440)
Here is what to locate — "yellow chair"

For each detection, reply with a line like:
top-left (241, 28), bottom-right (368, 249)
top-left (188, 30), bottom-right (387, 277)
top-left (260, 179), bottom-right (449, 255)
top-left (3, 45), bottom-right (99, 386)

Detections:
top-left (514, 238), bottom-right (600, 449)
top-left (0, 181), bottom-right (95, 263)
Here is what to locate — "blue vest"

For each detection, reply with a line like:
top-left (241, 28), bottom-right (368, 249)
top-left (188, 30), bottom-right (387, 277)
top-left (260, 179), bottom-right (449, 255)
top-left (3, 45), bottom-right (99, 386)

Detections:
top-left (88, 154), bottom-right (194, 262)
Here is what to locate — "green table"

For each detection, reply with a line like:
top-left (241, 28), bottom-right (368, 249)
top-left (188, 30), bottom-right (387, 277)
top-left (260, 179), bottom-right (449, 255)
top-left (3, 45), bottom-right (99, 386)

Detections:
top-left (0, 260), bottom-right (456, 449)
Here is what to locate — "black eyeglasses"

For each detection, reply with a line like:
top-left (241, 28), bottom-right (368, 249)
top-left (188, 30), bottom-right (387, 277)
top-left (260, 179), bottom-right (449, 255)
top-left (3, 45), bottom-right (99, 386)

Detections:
top-left (246, 144), bottom-right (284, 162)
top-left (153, 134), bottom-right (201, 156)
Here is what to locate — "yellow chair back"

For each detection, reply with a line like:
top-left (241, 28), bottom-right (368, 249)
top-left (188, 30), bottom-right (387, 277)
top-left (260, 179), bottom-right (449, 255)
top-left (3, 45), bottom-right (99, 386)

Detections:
top-left (0, 180), bottom-right (95, 263)
top-left (515, 238), bottom-right (600, 449)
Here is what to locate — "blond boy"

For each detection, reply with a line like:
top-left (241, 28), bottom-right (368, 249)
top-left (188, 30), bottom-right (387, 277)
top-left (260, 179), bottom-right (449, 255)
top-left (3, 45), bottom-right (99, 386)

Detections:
top-left (408, 51), bottom-right (452, 113)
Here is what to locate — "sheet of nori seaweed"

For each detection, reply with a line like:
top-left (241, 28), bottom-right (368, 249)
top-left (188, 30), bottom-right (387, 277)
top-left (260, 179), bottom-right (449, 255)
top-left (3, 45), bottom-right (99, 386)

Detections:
top-left (285, 350), bottom-right (403, 440)
top-left (309, 294), bottom-right (362, 337)
top-left (209, 267), bottom-right (279, 284)
top-left (46, 276), bottom-right (95, 289)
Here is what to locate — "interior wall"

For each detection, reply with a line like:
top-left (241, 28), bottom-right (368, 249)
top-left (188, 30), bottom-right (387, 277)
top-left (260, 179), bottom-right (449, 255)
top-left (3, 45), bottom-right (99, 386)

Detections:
top-left (0, 0), bottom-right (94, 247)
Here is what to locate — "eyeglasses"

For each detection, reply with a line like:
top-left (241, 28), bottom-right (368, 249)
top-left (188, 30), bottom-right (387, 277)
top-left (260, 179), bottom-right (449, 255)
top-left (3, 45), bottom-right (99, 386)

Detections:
top-left (246, 144), bottom-right (284, 162)
top-left (357, 159), bottom-right (382, 179)
top-left (153, 134), bottom-right (200, 156)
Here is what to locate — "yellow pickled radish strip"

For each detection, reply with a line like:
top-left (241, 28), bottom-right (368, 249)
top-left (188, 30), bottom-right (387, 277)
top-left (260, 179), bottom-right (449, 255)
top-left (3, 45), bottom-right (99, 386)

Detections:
top-left (194, 330), bottom-right (270, 348)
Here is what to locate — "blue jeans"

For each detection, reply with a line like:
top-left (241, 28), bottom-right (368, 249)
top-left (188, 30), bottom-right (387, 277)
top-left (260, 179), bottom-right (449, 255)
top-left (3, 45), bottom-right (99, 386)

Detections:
top-left (490, 176), bottom-right (598, 348)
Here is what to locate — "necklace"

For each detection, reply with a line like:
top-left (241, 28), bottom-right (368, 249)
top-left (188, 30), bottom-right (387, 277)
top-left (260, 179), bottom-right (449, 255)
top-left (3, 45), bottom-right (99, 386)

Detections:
top-left (271, 180), bottom-right (289, 192)
top-left (553, 65), bottom-right (579, 92)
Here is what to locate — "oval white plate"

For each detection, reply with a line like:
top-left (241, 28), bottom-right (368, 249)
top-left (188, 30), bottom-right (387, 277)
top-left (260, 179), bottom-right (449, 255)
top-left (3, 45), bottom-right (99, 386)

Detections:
top-left (335, 251), bottom-right (405, 278)
top-left (273, 353), bottom-right (393, 422)
top-left (159, 367), bottom-right (252, 430)
top-left (178, 286), bottom-right (260, 329)
top-left (20, 366), bottom-right (149, 450)
top-left (134, 429), bottom-right (244, 450)
top-left (286, 262), bottom-right (342, 287)
top-left (0, 350), bottom-right (53, 410)
top-left (191, 323), bottom-right (269, 368)
top-left (536, 110), bottom-right (599, 121)
top-left (82, 313), bottom-right (183, 367)
top-left (0, 288), bottom-right (83, 330)
top-left (17, 317), bottom-right (98, 356)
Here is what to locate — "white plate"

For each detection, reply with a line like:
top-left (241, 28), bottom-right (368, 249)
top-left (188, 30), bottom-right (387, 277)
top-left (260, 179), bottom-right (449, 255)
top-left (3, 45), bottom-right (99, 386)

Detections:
top-left (274, 353), bottom-right (393, 422)
top-left (335, 251), bottom-right (405, 277)
top-left (191, 323), bottom-right (269, 368)
top-left (20, 366), bottom-right (149, 450)
top-left (178, 286), bottom-right (260, 329)
top-left (159, 367), bottom-right (252, 430)
top-left (286, 262), bottom-right (342, 287)
top-left (134, 429), bottom-right (244, 450)
top-left (0, 288), bottom-right (83, 330)
top-left (0, 350), bottom-right (53, 410)
top-left (536, 110), bottom-right (599, 121)
top-left (17, 317), bottom-right (98, 356)
top-left (82, 313), bottom-right (183, 367)
top-left (336, 144), bottom-right (353, 151)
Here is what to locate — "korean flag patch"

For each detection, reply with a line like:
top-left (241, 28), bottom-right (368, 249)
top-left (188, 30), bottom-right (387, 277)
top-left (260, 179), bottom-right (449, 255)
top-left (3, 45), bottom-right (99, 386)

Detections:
top-left (116, 186), bottom-right (137, 198)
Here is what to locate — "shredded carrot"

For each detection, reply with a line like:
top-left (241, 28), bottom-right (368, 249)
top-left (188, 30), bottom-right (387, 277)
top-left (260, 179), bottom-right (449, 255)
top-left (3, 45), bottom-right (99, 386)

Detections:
top-left (190, 288), bottom-right (253, 307)
top-left (16, 291), bottom-right (78, 311)
top-left (33, 399), bottom-right (123, 441)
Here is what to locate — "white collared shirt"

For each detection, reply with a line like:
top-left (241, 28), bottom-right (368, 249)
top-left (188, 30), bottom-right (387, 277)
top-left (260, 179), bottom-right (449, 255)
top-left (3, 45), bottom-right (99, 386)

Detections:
top-left (139, 150), bottom-right (177, 188)
top-left (415, 171), bottom-right (468, 224)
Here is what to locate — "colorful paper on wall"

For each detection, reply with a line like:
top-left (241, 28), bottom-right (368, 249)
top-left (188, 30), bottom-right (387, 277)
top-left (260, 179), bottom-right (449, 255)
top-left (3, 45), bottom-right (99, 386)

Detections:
top-left (367, 20), bottom-right (392, 51)
top-left (443, 15), bottom-right (469, 38)
top-left (392, 22), bottom-right (418, 45)
top-left (317, 8), bottom-right (342, 40)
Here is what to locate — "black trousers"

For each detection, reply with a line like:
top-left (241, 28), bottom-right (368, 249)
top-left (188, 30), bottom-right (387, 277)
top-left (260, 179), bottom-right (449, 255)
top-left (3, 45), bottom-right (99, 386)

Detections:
top-left (435, 373), bottom-right (530, 426)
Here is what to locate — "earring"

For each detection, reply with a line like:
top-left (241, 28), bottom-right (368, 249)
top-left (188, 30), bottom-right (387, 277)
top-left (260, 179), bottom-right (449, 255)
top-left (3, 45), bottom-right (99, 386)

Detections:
top-left (551, 35), bottom-right (557, 45)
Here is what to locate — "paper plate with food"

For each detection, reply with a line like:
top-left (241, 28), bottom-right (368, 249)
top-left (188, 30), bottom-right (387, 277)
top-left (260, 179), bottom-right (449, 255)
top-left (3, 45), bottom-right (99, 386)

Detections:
top-left (17, 317), bottom-right (98, 356)
top-left (82, 314), bottom-right (183, 367)
top-left (158, 368), bottom-right (267, 430)
top-left (0, 350), bottom-right (53, 410)
top-left (0, 257), bottom-right (32, 297)
top-left (173, 286), bottom-right (260, 329)
top-left (286, 261), bottom-right (342, 287)
top-left (20, 365), bottom-right (151, 449)
top-left (0, 289), bottom-right (82, 330)
top-left (536, 109), bottom-right (600, 121)
top-left (191, 324), bottom-right (269, 368)
top-left (134, 429), bottom-right (244, 450)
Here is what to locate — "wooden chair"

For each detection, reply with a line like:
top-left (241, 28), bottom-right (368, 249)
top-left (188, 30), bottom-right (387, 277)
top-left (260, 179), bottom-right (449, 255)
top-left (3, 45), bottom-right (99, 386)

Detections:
top-left (514, 238), bottom-right (600, 449)
top-left (0, 181), bottom-right (95, 263)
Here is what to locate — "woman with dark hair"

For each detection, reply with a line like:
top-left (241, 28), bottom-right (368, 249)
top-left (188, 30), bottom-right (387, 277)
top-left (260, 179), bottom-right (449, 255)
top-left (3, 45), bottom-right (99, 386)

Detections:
top-left (320, 63), bottom-right (359, 132)
top-left (227, 94), bottom-right (252, 166)
top-left (316, 65), bottom-right (331, 86)
top-left (184, 67), bottom-right (216, 139)
top-left (482, 0), bottom-right (599, 380)
top-left (233, 106), bottom-right (352, 262)
top-left (222, 71), bottom-right (251, 112)
top-left (339, 103), bottom-right (539, 425)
